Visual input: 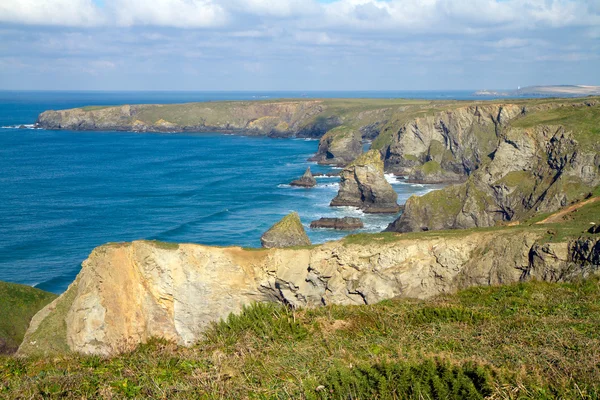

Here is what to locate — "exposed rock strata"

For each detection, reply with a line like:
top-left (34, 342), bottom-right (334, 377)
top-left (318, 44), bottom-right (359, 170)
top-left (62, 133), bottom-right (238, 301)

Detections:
top-left (387, 125), bottom-right (600, 232)
top-left (331, 150), bottom-right (399, 213)
top-left (290, 167), bottom-right (317, 188)
top-left (19, 233), bottom-right (599, 356)
top-left (310, 217), bottom-right (364, 230)
top-left (378, 104), bottom-right (525, 180)
top-left (260, 212), bottom-right (311, 248)
top-left (308, 126), bottom-right (363, 166)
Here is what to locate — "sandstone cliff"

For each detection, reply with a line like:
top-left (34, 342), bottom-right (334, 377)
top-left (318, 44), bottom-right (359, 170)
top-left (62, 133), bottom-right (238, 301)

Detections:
top-left (331, 150), bottom-right (399, 213)
top-left (308, 126), bottom-right (363, 166)
top-left (19, 221), bottom-right (600, 356)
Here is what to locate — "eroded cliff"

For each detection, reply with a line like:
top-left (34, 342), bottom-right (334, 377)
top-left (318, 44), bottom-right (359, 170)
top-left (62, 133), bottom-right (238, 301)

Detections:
top-left (19, 200), bottom-right (600, 356)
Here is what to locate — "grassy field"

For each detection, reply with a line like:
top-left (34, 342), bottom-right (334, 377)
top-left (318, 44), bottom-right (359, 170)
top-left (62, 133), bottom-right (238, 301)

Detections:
top-left (0, 282), bottom-right (56, 354)
top-left (1, 278), bottom-right (598, 399)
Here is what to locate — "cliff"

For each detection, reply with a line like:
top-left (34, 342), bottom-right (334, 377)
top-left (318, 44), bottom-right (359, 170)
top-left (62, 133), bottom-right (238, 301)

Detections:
top-left (19, 197), bottom-right (600, 356)
top-left (387, 102), bottom-right (600, 232)
top-left (308, 126), bottom-right (363, 166)
top-left (35, 98), bottom-right (411, 138)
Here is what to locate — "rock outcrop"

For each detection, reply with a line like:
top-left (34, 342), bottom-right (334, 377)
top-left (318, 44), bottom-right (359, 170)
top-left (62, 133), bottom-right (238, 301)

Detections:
top-left (377, 104), bottom-right (525, 180)
top-left (290, 167), bottom-right (317, 188)
top-left (310, 217), bottom-right (364, 230)
top-left (331, 150), bottom-right (399, 213)
top-left (308, 126), bottom-right (363, 166)
top-left (387, 125), bottom-right (600, 232)
top-left (260, 212), bottom-right (311, 248)
top-left (18, 231), bottom-right (600, 356)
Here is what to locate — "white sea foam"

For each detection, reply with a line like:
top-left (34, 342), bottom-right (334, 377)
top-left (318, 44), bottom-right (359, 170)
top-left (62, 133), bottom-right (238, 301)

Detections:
top-left (1, 124), bottom-right (37, 129)
top-left (314, 175), bottom-right (338, 179)
top-left (384, 173), bottom-right (400, 184)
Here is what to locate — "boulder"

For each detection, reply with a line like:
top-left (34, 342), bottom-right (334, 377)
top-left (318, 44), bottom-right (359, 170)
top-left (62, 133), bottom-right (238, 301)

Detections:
top-left (260, 212), bottom-right (311, 248)
top-left (310, 217), bottom-right (364, 230)
top-left (290, 167), bottom-right (317, 188)
top-left (308, 126), bottom-right (362, 166)
top-left (330, 150), bottom-right (399, 213)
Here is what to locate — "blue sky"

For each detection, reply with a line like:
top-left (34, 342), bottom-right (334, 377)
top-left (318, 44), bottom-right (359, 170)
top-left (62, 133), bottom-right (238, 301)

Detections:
top-left (0, 0), bottom-right (598, 91)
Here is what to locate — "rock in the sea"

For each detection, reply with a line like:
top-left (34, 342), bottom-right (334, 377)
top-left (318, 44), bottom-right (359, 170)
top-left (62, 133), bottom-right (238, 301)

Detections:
top-left (330, 150), bottom-right (399, 213)
top-left (290, 167), bottom-right (317, 188)
top-left (310, 217), bottom-right (364, 230)
top-left (309, 126), bottom-right (362, 166)
top-left (260, 212), bottom-right (311, 248)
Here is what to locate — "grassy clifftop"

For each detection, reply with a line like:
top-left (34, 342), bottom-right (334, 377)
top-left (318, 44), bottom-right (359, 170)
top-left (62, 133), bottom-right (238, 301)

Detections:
top-left (0, 282), bottom-right (56, 354)
top-left (1, 278), bottom-right (598, 398)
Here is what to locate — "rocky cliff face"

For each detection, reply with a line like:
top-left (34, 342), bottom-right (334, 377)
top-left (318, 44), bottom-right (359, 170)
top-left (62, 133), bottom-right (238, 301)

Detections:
top-left (308, 126), bottom-right (363, 166)
top-left (331, 150), bottom-right (399, 213)
top-left (387, 124), bottom-right (600, 232)
top-left (19, 230), bottom-right (599, 356)
top-left (378, 104), bottom-right (524, 182)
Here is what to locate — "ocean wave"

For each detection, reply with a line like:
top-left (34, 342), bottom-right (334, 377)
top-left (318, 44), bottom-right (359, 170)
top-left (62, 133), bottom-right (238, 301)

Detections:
top-left (314, 175), bottom-right (338, 179)
top-left (1, 124), bottom-right (38, 129)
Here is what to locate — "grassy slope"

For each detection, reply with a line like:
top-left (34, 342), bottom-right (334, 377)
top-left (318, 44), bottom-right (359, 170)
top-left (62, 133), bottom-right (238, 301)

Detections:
top-left (0, 282), bottom-right (56, 354)
top-left (0, 278), bottom-right (598, 399)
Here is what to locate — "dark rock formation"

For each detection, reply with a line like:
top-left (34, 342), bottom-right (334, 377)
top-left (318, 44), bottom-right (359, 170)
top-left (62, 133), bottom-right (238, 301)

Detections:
top-left (588, 224), bottom-right (600, 234)
top-left (290, 167), bottom-right (317, 188)
top-left (331, 150), bottom-right (399, 213)
top-left (260, 212), bottom-right (311, 248)
top-left (310, 217), bottom-right (364, 230)
top-left (309, 126), bottom-right (362, 166)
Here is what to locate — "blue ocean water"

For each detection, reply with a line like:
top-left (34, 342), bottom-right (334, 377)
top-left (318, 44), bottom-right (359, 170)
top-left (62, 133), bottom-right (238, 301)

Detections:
top-left (0, 91), bottom-right (483, 294)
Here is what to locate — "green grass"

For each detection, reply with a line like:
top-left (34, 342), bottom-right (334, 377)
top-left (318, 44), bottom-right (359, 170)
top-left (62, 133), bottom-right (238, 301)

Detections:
top-left (1, 278), bottom-right (599, 398)
top-left (0, 282), bottom-right (56, 354)
top-left (511, 103), bottom-right (600, 149)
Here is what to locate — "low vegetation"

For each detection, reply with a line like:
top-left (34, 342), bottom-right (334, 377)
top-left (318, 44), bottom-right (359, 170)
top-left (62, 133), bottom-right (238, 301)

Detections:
top-left (1, 277), bottom-right (599, 399)
top-left (0, 282), bottom-right (56, 354)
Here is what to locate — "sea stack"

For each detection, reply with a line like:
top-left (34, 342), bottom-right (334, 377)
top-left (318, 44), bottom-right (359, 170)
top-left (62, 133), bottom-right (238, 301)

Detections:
top-left (331, 150), bottom-right (399, 213)
top-left (290, 167), bottom-right (317, 188)
top-left (308, 126), bottom-right (362, 166)
top-left (260, 212), bottom-right (311, 248)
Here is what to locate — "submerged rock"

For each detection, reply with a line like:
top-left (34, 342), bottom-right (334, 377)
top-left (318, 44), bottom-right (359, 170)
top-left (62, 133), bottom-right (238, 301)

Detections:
top-left (310, 217), bottom-right (364, 230)
top-left (260, 212), bottom-right (311, 248)
top-left (309, 126), bottom-right (362, 166)
top-left (290, 167), bottom-right (317, 188)
top-left (331, 150), bottom-right (399, 213)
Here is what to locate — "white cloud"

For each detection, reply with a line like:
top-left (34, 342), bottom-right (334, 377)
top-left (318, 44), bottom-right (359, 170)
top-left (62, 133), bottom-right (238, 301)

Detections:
top-left (0, 0), bottom-right (103, 27)
top-left (110, 0), bottom-right (228, 28)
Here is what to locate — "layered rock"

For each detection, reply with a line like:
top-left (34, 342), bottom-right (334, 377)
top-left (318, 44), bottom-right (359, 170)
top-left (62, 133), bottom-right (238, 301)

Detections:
top-left (331, 150), bottom-right (399, 213)
top-left (18, 231), bottom-right (600, 356)
top-left (290, 167), bottom-right (317, 188)
top-left (260, 212), bottom-right (311, 248)
top-left (387, 125), bottom-right (600, 232)
top-left (381, 104), bottom-right (525, 182)
top-left (308, 126), bottom-right (363, 166)
top-left (310, 217), bottom-right (364, 230)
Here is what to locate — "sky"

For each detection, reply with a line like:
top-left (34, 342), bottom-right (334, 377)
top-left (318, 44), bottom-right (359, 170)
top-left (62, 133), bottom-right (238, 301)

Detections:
top-left (0, 0), bottom-right (598, 91)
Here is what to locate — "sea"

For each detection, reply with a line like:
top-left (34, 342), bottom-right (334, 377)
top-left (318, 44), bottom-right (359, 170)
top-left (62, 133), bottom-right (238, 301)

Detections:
top-left (0, 90), bottom-right (507, 294)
